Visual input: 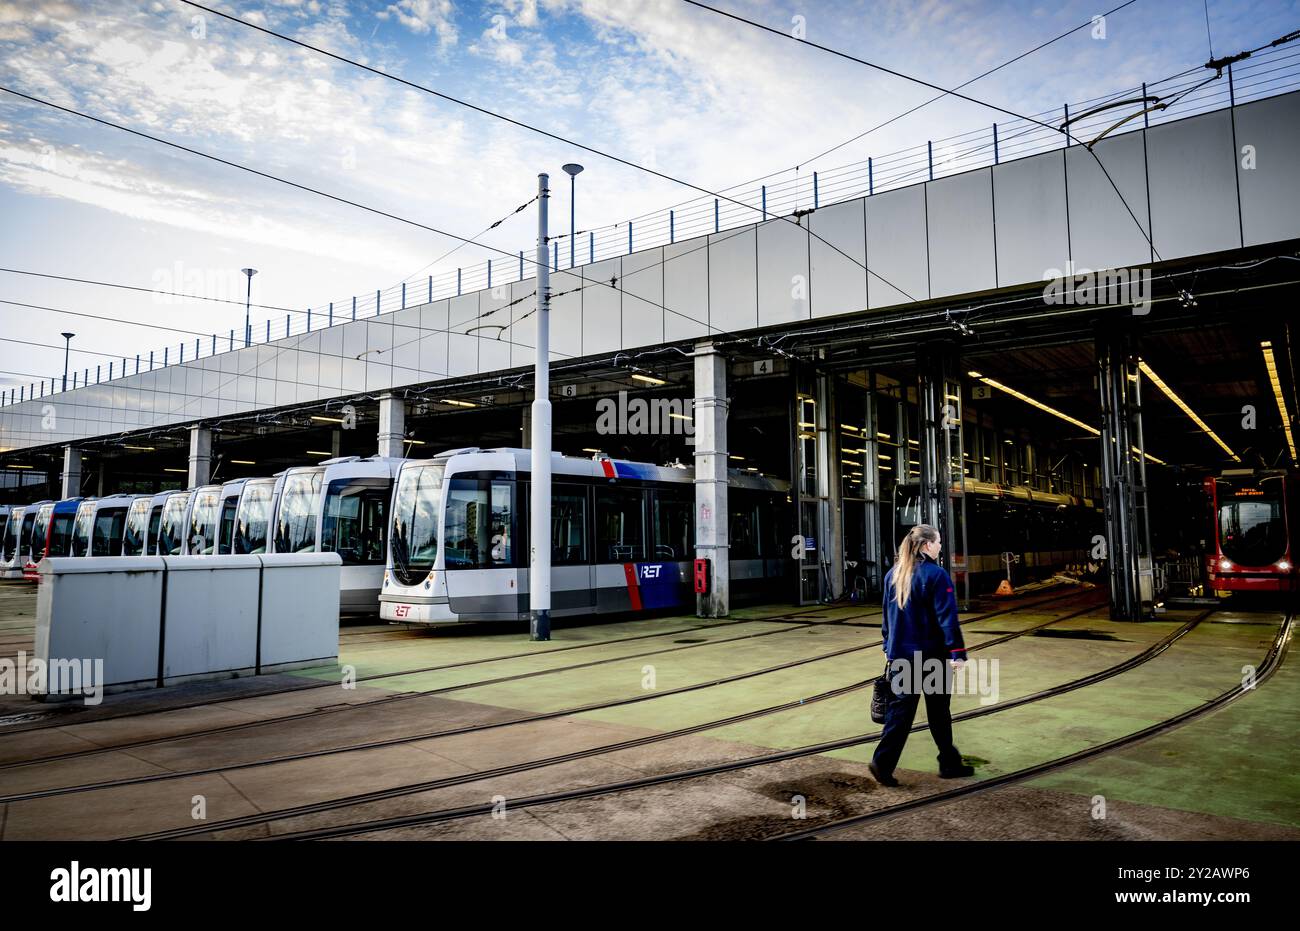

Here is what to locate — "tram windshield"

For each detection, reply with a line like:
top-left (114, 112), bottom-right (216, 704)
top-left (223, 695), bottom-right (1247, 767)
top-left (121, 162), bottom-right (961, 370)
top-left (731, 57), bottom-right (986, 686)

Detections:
top-left (274, 470), bottom-right (324, 554)
top-left (157, 493), bottom-right (191, 556)
top-left (234, 480), bottom-right (275, 554)
top-left (70, 502), bottom-right (96, 557)
top-left (2, 509), bottom-right (22, 562)
top-left (19, 509), bottom-right (39, 560)
top-left (187, 488), bottom-right (222, 555)
top-left (29, 505), bottom-right (53, 559)
top-left (123, 498), bottom-right (151, 556)
top-left (321, 479), bottom-right (388, 565)
top-left (49, 507), bottom-right (77, 558)
top-left (92, 506), bottom-right (129, 557)
top-left (1218, 478), bottom-right (1286, 566)
top-left (390, 464), bottom-right (444, 585)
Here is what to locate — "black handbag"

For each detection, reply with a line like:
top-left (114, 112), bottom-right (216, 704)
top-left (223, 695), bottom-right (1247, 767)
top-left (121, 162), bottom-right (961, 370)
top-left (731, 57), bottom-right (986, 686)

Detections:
top-left (870, 661), bottom-right (893, 724)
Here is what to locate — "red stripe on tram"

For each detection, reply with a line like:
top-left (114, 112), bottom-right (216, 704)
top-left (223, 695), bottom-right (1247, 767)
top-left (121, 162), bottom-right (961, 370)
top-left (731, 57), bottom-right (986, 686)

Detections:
top-left (622, 563), bottom-right (643, 611)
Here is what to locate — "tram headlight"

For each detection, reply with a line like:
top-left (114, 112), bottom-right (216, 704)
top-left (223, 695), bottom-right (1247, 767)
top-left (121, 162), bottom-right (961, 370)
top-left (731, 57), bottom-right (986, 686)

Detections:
top-left (1219, 559), bottom-right (1233, 571)
top-left (1277, 560), bottom-right (1292, 571)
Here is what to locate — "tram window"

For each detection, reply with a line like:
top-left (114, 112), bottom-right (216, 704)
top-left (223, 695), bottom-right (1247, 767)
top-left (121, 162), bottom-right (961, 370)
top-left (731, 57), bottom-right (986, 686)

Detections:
top-left (49, 512), bottom-right (76, 558)
top-left (147, 506), bottom-right (163, 555)
top-left (322, 482), bottom-right (389, 566)
top-left (274, 472), bottom-right (323, 554)
top-left (188, 491), bottom-right (221, 555)
top-left (730, 497), bottom-right (760, 560)
top-left (1219, 495), bottom-right (1284, 566)
top-left (121, 504), bottom-right (144, 556)
top-left (218, 498), bottom-right (238, 555)
top-left (234, 483), bottom-right (274, 555)
top-left (652, 492), bottom-right (694, 560)
top-left (390, 465), bottom-right (443, 583)
top-left (551, 485), bottom-right (589, 566)
top-left (92, 509), bottom-right (127, 557)
top-left (70, 505), bottom-right (95, 557)
top-left (444, 479), bottom-right (515, 569)
top-left (157, 495), bottom-right (191, 556)
top-left (596, 486), bottom-right (646, 563)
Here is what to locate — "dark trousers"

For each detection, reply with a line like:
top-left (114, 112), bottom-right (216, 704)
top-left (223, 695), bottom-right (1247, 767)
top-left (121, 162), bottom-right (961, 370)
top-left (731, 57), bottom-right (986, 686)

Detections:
top-left (872, 655), bottom-right (962, 774)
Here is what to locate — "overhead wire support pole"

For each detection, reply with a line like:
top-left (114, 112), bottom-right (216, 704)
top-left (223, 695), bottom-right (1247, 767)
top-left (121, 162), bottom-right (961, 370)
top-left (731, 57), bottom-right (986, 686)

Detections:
top-left (530, 172), bottom-right (552, 642)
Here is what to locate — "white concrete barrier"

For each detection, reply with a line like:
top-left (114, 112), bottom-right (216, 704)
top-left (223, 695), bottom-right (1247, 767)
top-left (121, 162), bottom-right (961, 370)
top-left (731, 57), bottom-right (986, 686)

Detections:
top-left (35, 557), bottom-right (165, 694)
top-left (32, 552), bottom-right (341, 697)
top-left (161, 555), bottom-right (261, 684)
top-left (258, 552), bottom-right (342, 671)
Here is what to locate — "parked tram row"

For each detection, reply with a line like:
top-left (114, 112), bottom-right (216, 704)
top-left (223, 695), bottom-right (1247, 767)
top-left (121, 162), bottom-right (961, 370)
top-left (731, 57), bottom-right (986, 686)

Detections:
top-left (1, 450), bottom-right (1291, 621)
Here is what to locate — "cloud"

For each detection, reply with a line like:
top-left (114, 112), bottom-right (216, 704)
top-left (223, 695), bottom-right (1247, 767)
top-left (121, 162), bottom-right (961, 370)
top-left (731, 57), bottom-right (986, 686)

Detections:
top-left (377, 0), bottom-right (457, 45)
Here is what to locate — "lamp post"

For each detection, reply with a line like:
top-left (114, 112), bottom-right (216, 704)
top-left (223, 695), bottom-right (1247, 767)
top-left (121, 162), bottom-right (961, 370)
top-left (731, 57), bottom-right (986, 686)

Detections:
top-left (60, 332), bottom-right (74, 392)
top-left (241, 268), bottom-right (258, 347)
top-left (530, 172), bottom-right (552, 641)
top-left (562, 163), bottom-right (583, 268)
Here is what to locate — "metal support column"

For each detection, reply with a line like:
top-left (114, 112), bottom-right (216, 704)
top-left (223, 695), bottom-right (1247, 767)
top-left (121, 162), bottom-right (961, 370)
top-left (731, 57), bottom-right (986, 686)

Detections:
top-left (60, 447), bottom-right (83, 499)
top-left (187, 427), bottom-right (212, 488)
top-left (694, 342), bottom-right (729, 618)
top-left (916, 341), bottom-right (963, 582)
top-left (1096, 328), bottom-right (1155, 620)
top-left (377, 393), bottom-right (406, 459)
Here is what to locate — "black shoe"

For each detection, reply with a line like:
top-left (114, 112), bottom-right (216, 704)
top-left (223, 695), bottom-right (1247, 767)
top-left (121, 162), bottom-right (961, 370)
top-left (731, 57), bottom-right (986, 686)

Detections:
top-left (868, 760), bottom-right (900, 787)
top-left (939, 763), bottom-right (975, 778)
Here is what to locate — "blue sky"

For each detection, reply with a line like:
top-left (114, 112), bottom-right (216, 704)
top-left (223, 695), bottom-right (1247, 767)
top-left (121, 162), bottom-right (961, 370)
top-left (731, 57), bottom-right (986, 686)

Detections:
top-left (0, 0), bottom-right (1297, 392)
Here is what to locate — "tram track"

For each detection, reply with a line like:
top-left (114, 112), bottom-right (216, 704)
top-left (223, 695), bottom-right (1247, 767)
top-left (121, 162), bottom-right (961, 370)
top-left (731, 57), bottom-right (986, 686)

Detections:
top-left (2, 594), bottom-right (1101, 804)
top-left (0, 599), bottom-right (894, 765)
top-left (0, 591), bottom-right (1085, 779)
top-left (0, 598), bottom-right (858, 738)
top-left (178, 603), bottom-right (1230, 842)
top-left (111, 595), bottom-right (1118, 840)
top-left (772, 609), bottom-right (1294, 841)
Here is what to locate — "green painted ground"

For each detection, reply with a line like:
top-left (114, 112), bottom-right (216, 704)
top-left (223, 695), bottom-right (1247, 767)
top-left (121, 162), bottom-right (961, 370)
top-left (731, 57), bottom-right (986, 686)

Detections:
top-left (1028, 617), bottom-right (1299, 828)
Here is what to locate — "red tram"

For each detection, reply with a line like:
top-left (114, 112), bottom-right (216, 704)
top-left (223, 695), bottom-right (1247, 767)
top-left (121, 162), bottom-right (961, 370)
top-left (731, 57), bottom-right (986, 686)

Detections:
top-left (1204, 469), bottom-right (1298, 594)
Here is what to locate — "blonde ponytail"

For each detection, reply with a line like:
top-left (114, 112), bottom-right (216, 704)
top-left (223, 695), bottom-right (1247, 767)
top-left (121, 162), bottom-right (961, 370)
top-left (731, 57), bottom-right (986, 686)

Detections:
top-left (894, 524), bottom-right (939, 609)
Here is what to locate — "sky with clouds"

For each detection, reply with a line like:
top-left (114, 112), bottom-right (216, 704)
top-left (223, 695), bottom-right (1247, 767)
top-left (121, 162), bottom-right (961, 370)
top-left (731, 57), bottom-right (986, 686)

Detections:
top-left (0, 0), bottom-right (1296, 392)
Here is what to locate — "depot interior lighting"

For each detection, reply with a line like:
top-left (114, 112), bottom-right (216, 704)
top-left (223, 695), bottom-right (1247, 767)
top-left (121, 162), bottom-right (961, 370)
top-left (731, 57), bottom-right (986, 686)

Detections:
top-left (968, 370), bottom-right (1167, 466)
top-left (1138, 360), bottom-right (1240, 462)
top-left (307, 450), bottom-right (332, 457)
top-left (163, 468), bottom-right (186, 474)
top-left (310, 415), bottom-right (345, 424)
top-left (1261, 341), bottom-right (1298, 465)
top-left (404, 439), bottom-right (426, 446)
top-left (230, 459), bottom-right (256, 465)
top-left (440, 399), bottom-right (477, 408)
top-left (8, 464), bottom-right (32, 469)
top-left (630, 373), bottom-right (665, 386)
top-left (122, 445), bottom-right (155, 451)
top-left (729, 455), bottom-right (744, 461)
top-left (668, 412), bottom-right (692, 422)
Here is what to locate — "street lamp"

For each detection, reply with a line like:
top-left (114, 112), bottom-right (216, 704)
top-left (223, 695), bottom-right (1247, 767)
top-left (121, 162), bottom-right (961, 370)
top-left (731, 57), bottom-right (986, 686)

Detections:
top-left (562, 163), bottom-right (584, 268)
top-left (241, 268), bottom-right (258, 348)
top-left (60, 332), bottom-right (74, 392)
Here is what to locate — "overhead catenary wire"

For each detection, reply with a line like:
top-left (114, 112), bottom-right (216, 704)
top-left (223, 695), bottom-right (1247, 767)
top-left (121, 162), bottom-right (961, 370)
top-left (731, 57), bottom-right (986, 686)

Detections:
top-left (0, 84), bottom-right (807, 366)
top-left (170, 0), bottom-right (920, 305)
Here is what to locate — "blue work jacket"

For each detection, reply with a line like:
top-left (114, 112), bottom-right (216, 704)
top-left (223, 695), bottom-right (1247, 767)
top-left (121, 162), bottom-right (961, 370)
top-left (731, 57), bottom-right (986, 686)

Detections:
top-left (880, 555), bottom-right (968, 662)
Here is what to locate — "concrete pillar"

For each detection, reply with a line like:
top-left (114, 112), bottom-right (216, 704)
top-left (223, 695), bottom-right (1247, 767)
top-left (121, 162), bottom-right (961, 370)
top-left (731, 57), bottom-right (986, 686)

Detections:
top-left (916, 341), bottom-right (960, 577)
top-left (1096, 328), bottom-right (1155, 620)
top-left (693, 342), bottom-right (729, 617)
top-left (60, 447), bottom-right (83, 498)
top-left (377, 392), bottom-right (406, 458)
top-left (823, 376), bottom-right (844, 600)
top-left (187, 426), bottom-right (212, 488)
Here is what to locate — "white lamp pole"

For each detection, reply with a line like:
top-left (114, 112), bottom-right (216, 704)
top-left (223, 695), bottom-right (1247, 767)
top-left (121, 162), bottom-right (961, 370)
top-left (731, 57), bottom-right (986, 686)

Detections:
top-left (530, 173), bottom-right (552, 641)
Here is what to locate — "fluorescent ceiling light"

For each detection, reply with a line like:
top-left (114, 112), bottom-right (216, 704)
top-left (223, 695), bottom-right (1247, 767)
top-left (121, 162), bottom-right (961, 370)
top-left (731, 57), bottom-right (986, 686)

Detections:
top-left (1138, 360), bottom-right (1240, 463)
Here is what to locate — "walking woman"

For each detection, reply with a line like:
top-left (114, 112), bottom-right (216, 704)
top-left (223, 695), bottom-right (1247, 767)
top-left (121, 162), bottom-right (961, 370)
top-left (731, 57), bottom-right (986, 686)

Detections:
top-left (869, 524), bottom-right (975, 786)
